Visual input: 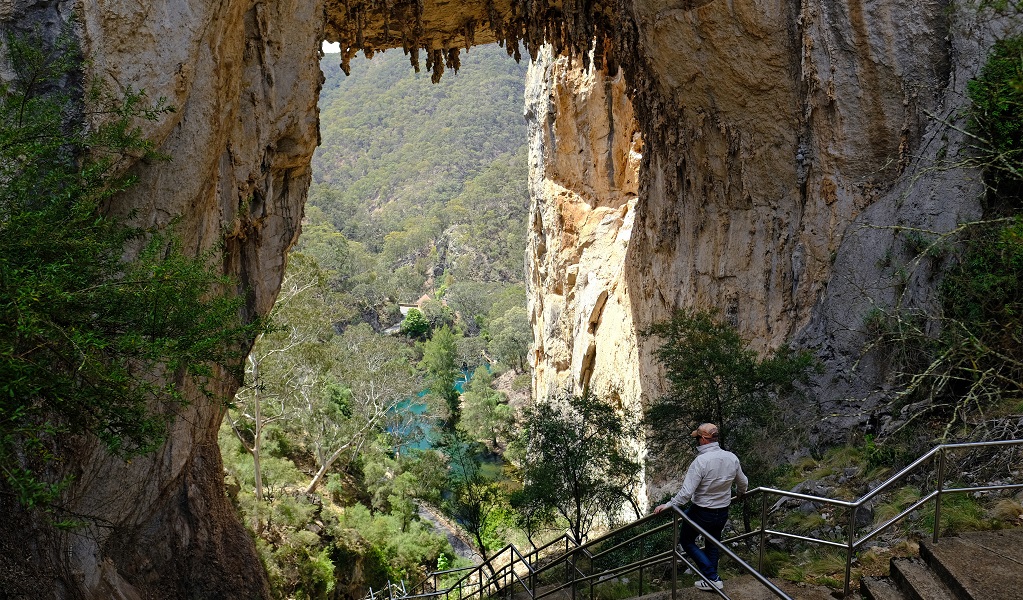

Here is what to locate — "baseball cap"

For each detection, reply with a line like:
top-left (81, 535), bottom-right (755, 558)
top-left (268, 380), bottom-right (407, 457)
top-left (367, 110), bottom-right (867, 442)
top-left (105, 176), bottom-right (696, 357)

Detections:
top-left (690, 423), bottom-right (719, 439)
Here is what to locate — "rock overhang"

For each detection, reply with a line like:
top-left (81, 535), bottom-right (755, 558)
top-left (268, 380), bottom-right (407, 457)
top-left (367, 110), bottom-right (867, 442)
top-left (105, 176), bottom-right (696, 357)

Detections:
top-left (322, 0), bottom-right (624, 80)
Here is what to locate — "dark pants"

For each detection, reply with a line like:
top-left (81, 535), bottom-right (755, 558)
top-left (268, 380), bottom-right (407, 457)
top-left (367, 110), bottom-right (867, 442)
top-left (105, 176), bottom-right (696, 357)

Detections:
top-left (679, 504), bottom-right (730, 581)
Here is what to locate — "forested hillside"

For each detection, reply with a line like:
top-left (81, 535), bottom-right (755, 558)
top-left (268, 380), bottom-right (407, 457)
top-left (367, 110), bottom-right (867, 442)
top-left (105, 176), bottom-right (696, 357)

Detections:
top-left (219, 46), bottom-right (537, 598)
top-left (309, 45), bottom-right (530, 306)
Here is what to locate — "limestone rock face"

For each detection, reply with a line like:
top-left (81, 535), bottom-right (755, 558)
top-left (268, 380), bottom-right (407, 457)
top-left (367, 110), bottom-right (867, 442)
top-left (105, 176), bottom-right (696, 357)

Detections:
top-left (1, 0), bottom-right (322, 597)
top-left (525, 46), bottom-right (643, 411)
top-left (525, 2), bottom-right (1019, 459)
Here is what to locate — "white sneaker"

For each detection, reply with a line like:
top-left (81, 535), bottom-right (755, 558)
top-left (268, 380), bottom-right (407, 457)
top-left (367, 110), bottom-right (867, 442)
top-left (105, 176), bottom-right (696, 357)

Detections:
top-left (694, 579), bottom-right (724, 592)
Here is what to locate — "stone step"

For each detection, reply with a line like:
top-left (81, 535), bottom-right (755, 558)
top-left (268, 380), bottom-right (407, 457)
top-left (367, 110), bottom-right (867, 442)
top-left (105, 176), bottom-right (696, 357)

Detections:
top-left (890, 558), bottom-right (956, 600)
top-left (860, 576), bottom-right (907, 600)
top-left (919, 529), bottom-right (1023, 600)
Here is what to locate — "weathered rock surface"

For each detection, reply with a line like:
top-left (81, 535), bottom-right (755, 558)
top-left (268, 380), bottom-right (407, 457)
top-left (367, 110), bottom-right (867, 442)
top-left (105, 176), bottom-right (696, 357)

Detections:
top-left (524, 2), bottom-right (1021, 464)
top-left (2, 0), bottom-right (323, 597)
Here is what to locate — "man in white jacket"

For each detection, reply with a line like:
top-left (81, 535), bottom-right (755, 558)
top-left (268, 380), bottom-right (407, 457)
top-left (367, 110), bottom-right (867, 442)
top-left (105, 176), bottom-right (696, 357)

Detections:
top-left (654, 423), bottom-right (748, 592)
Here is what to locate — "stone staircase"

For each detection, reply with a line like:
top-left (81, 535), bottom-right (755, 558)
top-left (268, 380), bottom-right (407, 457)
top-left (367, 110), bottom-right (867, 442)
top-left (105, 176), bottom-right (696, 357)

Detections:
top-left (860, 529), bottom-right (1023, 600)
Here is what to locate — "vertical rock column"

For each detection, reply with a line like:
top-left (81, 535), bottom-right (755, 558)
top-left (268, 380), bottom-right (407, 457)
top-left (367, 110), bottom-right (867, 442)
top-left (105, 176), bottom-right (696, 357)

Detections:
top-left (1, 0), bottom-right (324, 598)
top-left (524, 47), bottom-right (645, 421)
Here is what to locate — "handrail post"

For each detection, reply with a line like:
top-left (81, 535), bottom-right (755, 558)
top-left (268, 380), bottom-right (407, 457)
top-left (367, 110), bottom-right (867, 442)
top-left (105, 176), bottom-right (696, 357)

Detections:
top-left (530, 557), bottom-right (536, 599)
top-left (934, 447), bottom-right (947, 544)
top-left (844, 504), bottom-right (856, 598)
top-left (589, 548), bottom-right (594, 600)
top-left (758, 492), bottom-right (768, 572)
top-left (671, 511), bottom-right (678, 600)
top-left (571, 548), bottom-right (577, 600)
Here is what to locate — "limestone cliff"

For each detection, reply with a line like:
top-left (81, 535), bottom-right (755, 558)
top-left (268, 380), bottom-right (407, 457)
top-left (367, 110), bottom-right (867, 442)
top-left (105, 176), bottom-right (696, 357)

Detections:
top-left (1, 0), bottom-right (322, 597)
top-left (524, 2), bottom-right (1021, 461)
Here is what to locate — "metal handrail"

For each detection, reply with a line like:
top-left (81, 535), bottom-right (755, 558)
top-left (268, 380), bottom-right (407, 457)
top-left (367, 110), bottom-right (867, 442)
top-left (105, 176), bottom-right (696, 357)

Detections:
top-left (375, 438), bottom-right (1022, 600)
top-left (738, 438), bottom-right (1023, 597)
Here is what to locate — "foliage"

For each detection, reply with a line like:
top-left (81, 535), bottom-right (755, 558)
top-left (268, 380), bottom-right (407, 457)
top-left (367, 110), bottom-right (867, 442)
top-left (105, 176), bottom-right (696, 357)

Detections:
top-left (0, 28), bottom-right (257, 511)
top-left (310, 46), bottom-right (530, 306)
top-left (487, 305), bottom-right (532, 372)
top-left (446, 281), bottom-right (503, 335)
top-left (337, 502), bottom-right (452, 581)
top-left (301, 323), bottom-right (418, 492)
top-left (221, 422), bottom-right (454, 597)
top-left (441, 433), bottom-right (506, 564)
top-left (864, 39), bottom-right (1023, 440)
top-left (400, 308), bottom-right (431, 339)
top-left (966, 35), bottom-right (1023, 211)
top-left (517, 390), bottom-right (643, 542)
top-left (458, 368), bottom-right (515, 451)
top-left (420, 325), bottom-right (461, 422)
top-left (228, 253), bottom-right (342, 502)
top-left (420, 298), bottom-right (455, 329)
top-left (644, 309), bottom-right (816, 484)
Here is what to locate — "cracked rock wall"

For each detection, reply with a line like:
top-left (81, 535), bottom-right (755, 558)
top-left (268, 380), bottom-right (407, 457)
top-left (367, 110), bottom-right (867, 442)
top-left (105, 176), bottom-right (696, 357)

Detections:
top-left (525, 0), bottom-right (1021, 485)
top-left (1, 0), bottom-right (322, 597)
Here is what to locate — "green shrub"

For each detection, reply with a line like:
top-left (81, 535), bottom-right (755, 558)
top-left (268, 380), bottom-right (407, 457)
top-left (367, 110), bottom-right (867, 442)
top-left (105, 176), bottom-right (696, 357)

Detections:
top-left (967, 35), bottom-right (1023, 211)
top-left (0, 26), bottom-right (254, 514)
top-left (644, 309), bottom-right (817, 485)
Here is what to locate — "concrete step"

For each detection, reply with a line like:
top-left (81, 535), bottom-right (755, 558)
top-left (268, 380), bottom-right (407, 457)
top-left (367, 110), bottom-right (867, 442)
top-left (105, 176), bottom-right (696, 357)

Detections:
top-left (509, 576), bottom-right (837, 600)
top-left (860, 576), bottom-right (907, 600)
top-left (889, 558), bottom-right (956, 600)
top-left (608, 577), bottom-right (836, 600)
top-left (919, 529), bottom-right (1023, 600)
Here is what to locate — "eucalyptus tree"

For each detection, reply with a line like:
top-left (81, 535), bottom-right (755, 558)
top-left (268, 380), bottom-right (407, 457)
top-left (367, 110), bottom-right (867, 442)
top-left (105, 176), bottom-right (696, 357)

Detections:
top-left (488, 306), bottom-right (532, 373)
top-left (518, 391), bottom-right (642, 543)
top-left (644, 309), bottom-right (815, 484)
top-left (442, 433), bottom-right (504, 569)
top-left (458, 367), bottom-right (514, 452)
top-left (420, 325), bottom-right (461, 422)
top-left (299, 323), bottom-right (417, 493)
top-left (228, 253), bottom-right (339, 504)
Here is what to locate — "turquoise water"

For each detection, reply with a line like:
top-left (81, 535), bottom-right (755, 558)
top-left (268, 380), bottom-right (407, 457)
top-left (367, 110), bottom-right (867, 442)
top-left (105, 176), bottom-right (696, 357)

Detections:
top-left (389, 368), bottom-right (473, 451)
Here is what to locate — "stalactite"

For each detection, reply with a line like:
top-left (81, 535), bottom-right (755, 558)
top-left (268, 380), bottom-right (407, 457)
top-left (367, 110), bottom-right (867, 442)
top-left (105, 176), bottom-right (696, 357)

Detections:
top-left (462, 19), bottom-right (476, 50)
top-left (430, 48), bottom-right (445, 83)
top-left (408, 46), bottom-right (421, 72)
top-left (446, 47), bottom-right (461, 74)
top-left (326, 0), bottom-right (634, 83)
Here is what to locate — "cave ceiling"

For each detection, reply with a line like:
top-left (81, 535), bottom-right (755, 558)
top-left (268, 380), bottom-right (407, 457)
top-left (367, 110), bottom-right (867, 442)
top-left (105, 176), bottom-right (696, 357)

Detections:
top-left (323, 0), bottom-right (620, 81)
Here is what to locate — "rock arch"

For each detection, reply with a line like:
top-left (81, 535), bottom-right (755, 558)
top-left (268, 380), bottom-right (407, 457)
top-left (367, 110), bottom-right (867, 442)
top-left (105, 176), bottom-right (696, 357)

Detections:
top-left (2, 0), bottom-right (1011, 596)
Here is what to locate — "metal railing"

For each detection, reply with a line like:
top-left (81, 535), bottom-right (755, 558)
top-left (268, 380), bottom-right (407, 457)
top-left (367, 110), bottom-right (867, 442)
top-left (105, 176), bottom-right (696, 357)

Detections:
top-left (738, 438), bottom-right (1023, 597)
top-left (370, 438), bottom-right (1023, 600)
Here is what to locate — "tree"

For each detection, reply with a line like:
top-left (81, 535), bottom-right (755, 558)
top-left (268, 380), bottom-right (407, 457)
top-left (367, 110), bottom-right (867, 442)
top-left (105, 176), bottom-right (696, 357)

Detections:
top-left (0, 29), bottom-right (253, 512)
top-left (446, 281), bottom-right (499, 335)
top-left (456, 335), bottom-right (489, 372)
top-left (400, 308), bottom-right (431, 339)
top-left (518, 391), bottom-right (642, 543)
top-left (488, 306), bottom-right (532, 372)
top-left (420, 298), bottom-right (454, 329)
top-left (442, 434), bottom-right (505, 568)
top-left (644, 309), bottom-right (815, 483)
top-left (420, 325), bottom-right (461, 422)
top-left (228, 253), bottom-right (339, 504)
top-left (300, 323), bottom-right (417, 493)
top-left (458, 368), bottom-right (514, 451)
